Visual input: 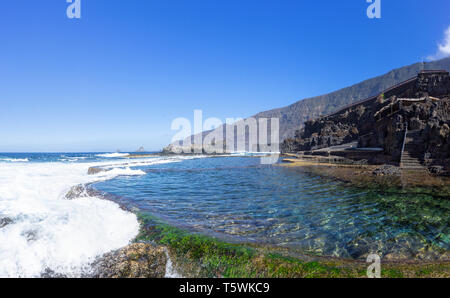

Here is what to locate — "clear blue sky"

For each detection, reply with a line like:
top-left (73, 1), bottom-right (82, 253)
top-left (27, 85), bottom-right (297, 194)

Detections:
top-left (0, 0), bottom-right (449, 152)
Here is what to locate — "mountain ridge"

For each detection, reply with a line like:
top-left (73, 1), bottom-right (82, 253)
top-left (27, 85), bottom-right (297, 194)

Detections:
top-left (165, 57), bottom-right (450, 152)
top-left (252, 57), bottom-right (450, 140)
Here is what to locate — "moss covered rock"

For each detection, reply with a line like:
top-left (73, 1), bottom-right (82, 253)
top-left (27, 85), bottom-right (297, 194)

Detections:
top-left (92, 243), bottom-right (167, 278)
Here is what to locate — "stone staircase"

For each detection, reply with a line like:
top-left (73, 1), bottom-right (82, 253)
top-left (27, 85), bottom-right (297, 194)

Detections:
top-left (400, 129), bottom-right (430, 186)
top-left (400, 129), bottom-right (428, 173)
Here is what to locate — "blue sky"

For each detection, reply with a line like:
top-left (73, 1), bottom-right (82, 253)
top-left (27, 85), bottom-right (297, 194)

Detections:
top-left (0, 0), bottom-right (449, 152)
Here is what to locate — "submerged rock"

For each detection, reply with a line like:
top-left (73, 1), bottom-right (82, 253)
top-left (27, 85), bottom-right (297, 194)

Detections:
top-left (346, 237), bottom-right (384, 260)
top-left (92, 243), bottom-right (168, 278)
top-left (372, 165), bottom-right (401, 176)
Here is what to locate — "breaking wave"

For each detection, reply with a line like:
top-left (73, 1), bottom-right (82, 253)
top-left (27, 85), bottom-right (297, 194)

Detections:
top-left (0, 156), bottom-right (188, 277)
top-left (96, 153), bottom-right (130, 158)
top-left (0, 158), bottom-right (29, 162)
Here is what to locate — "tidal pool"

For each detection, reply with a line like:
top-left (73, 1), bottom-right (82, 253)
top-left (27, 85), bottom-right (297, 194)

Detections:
top-left (94, 156), bottom-right (450, 261)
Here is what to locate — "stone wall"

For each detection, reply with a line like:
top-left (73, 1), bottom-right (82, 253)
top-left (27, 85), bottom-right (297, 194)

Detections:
top-left (417, 71), bottom-right (450, 97)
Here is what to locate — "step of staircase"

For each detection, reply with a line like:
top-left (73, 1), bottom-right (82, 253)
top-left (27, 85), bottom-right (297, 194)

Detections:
top-left (401, 158), bottom-right (422, 162)
top-left (402, 167), bottom-right (427, 171)
top-left (402, 156), bottom-right (421, 160)
top-left (401, 155), bottom-right (422, 160)
top-left (405, 148), bottom-right (423, 151)
top-left (402, 165), bottom-right (423, 169)
top-left (402, 165), bottom-right (423, 168)
top-left (399, 130), bottom-right (431, 184)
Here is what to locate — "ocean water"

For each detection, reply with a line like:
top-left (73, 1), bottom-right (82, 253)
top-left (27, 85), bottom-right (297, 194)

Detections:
top-left (0, 153), bottom-right (449, 277)
top-left (0, 153), bottom-right (198, 277)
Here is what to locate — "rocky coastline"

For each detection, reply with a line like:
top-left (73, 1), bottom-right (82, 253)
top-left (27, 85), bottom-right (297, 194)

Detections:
top-left (82, 70), bottom-right (450, 277)
top-left (91, 243), bottom-right (168, 278)
top-left (89, 208), bottom-right (450, 278)
top-left (281, 71), bottom-right (450, 177)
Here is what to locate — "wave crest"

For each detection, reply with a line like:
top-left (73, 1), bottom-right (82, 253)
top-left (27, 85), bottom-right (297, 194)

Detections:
top-left (96, 153), bottom-right (130, 158)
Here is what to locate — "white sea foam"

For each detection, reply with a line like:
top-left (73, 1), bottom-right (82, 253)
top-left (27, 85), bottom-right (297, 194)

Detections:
top-left (96, 153), bottom-right (130, 158)
top-left (95, 167), bottom-right (146, 178)
top-left (164, 249), bottom-right (182, 278)
top-left (0, 156), bottom-right (189, 278)
top-left (0, 158), bottom-right (29, 162)
top-left (60, 156), bottom-right (90, 162)
top-left (102, 159), bottom-right (181, 170)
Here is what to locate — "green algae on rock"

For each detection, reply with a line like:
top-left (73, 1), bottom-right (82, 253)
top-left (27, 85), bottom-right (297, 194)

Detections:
top-left (134, 213), bottom-right (450, 278)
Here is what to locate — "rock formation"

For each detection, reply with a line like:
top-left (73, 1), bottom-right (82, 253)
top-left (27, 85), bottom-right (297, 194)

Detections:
top-left (92, 243), bottom-right (168, 278)
top-left (281, 71), bottom-right (450, 176)
top-left (0, 217), bottom-right (13, 229)
top-left (164, 58), bottom-right (450, 154)
top-left (87, 167), bottom-right (109, 175)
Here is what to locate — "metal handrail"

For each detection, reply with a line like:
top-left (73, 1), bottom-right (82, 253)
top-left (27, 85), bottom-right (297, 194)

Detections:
top-left (400, 123), bottom-right (408, 167)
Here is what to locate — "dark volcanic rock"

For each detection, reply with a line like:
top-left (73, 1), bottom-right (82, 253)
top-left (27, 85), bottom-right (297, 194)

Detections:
top-left (345, 237), bottom-right (383, 260)
top-left (0, 217), bottom-right (13, 228)
top-left (168, 58), bottom-right (450, 153)
top-left (40, 269), bottom-right (68, 278)
top-left (65, 184), bottom-right (88, 200)
top-left (88, 167), bottom-right (107, 175)
top-left (283, 104), bottom-right (365, 152)
top-left (428, 165), bottom-right (450, 176)
top-left (281, 71), bottom-right (450, 175)
top-left (92, 243), bottom-right (168, 278)
top-left (409, 117), bottom-right (424, 130)
top-left (373, 165), bottom-right (401, 176)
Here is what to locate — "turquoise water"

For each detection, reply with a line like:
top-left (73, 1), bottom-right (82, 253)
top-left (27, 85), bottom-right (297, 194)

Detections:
top-left (93, 156), bottom-right (450, 260)
top-left (0, 152), bottom-right (448, 268)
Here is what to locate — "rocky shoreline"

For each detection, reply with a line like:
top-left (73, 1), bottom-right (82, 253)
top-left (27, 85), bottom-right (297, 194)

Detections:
top-left (281, 156), bottom-right (450, 188)
top-left (108, 211), bottom-right (450, 278)
top-left (281, 71), bottom-right (450, 177)
top-left (75, 162), bottom-right (450, 278)
top-left (91, 243), bottom-right (169, 278)
top-left (86, 190), bottom-right (450, 278)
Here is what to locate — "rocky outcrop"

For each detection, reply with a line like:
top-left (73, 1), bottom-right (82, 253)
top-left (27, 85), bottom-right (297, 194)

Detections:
top-left (281, 71), bottom-right (450, 175)
top-left (369, 97), bottom-right (449, 173)
top-left (282, 103), bottom-right (368, 152)
top-left (92, 243), bottom-right (168, 278)
top-left (65, 184), bottom-right (89, 200)
top-left (0, 217), bottom-right (13, 228)
top-left (372, 165), bottom-right (401, 176)
top-left (165, 58), bottom-right (450, 152)
top-left (87, 167), bottom-right (109, 175)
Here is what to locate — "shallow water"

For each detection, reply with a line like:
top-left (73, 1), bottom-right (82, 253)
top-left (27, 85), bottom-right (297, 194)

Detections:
top-left (94, 156), bottom-right (450, 261)
top-left (0, 153), bottom-right (448, 277)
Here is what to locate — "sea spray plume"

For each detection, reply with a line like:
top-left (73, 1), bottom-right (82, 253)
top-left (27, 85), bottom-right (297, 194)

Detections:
top-left (0, 156), bottom-right (185, 277)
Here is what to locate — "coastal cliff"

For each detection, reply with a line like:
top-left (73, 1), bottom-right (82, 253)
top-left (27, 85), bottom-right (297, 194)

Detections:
top-left (164, 58), bottom-right (450, 154)
top-left (281, 71), bottom-right (450, 176)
